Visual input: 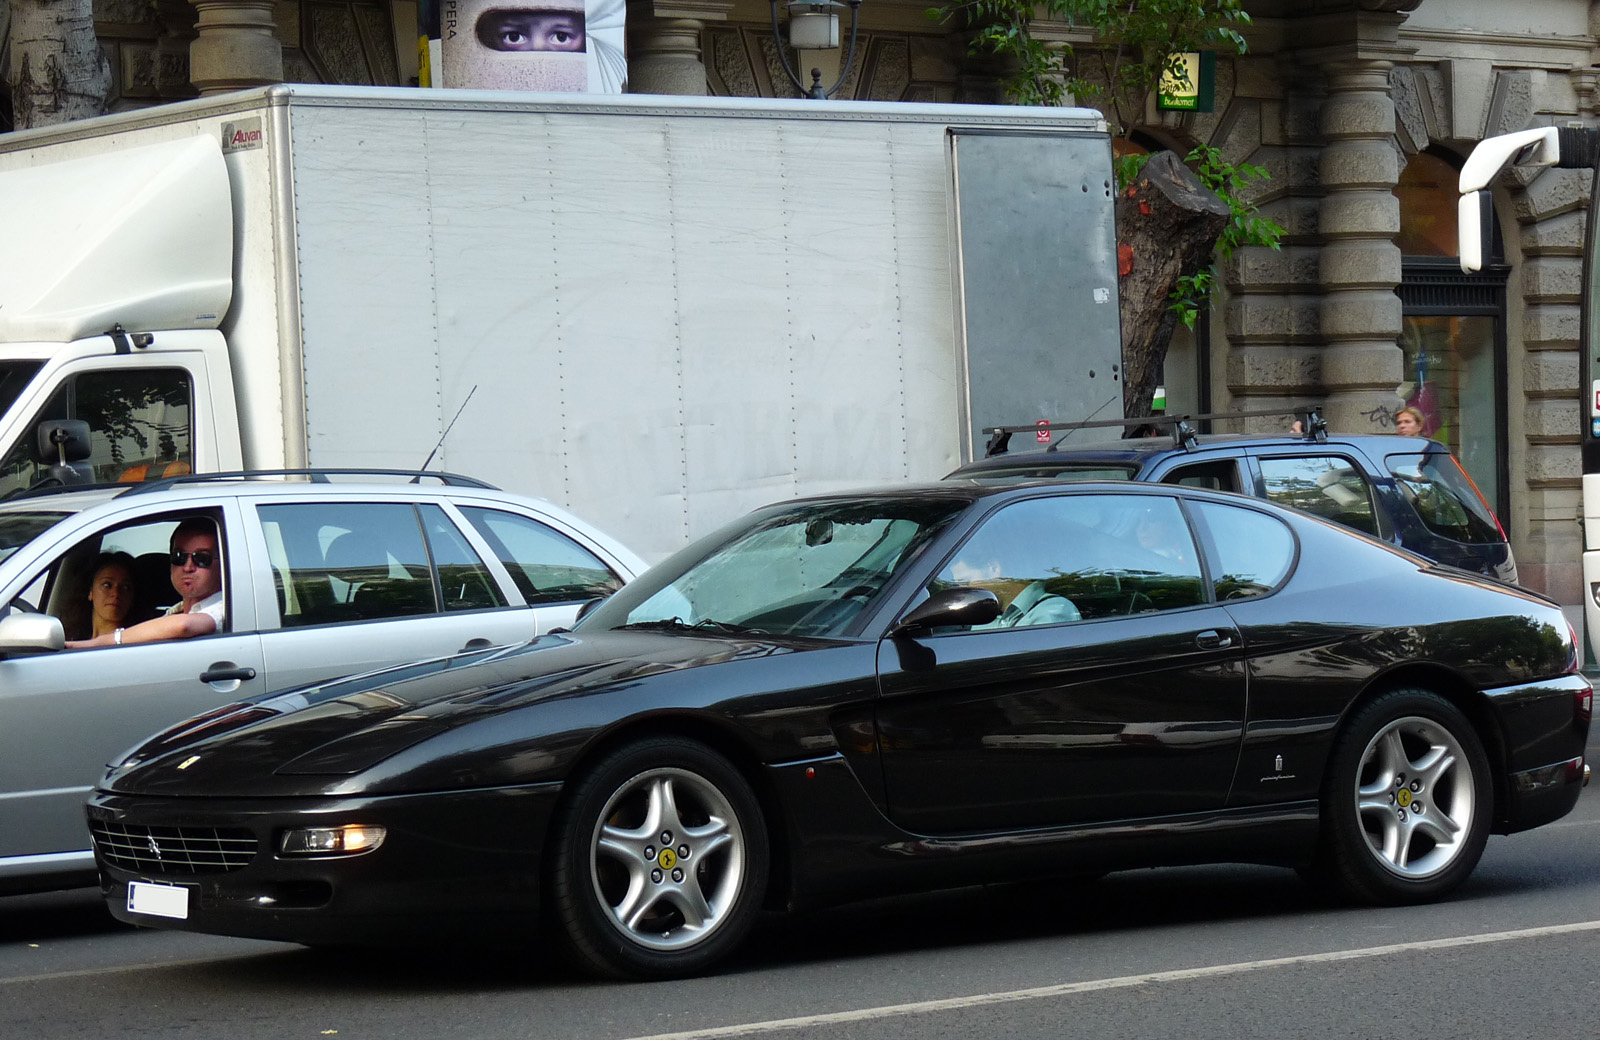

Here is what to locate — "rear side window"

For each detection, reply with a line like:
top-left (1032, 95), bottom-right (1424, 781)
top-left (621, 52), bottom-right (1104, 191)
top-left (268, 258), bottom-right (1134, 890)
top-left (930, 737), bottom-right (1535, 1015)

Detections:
top-left (259, 502), bottom-right (438, 626)
top-left (1190, 502), bottom-right (1294, 600)
top-left (1257, 455), bottom-right (1378, 536)
top-left (1163, 460), bottom-right (1243, 493)
top-left (459, 507), bottom-right (623, 605)
top-left (1386, 453), bottom-right (1503, 544)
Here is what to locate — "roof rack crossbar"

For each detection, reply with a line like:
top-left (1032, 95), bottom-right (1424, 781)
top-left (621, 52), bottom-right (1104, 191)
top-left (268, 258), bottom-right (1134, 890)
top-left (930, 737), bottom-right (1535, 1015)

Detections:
top-left (982, 405), bottom-right (1326, 457)
top-left (117, 468), bottom-right (500, 497)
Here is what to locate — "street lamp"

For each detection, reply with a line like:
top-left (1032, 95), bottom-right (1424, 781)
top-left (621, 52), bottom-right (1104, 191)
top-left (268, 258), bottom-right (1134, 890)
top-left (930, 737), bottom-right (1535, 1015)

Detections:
top-left (769, 0), bottom-right (863, 100)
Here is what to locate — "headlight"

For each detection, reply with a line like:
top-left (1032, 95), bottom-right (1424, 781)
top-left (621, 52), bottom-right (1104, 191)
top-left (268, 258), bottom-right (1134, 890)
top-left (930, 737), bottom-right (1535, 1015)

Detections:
top-left (279, 824), bottom-right (387, 856)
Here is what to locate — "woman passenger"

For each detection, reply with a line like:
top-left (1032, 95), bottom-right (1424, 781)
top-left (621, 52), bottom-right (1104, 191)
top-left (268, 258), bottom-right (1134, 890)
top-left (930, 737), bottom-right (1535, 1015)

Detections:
top-left (78, 551), bottom-right (137, 641)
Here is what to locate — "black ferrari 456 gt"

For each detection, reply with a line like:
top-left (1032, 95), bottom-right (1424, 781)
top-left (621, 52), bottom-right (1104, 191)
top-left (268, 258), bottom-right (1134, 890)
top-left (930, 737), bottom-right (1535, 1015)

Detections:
top-left (87, 481), bottom-right (1591, 979)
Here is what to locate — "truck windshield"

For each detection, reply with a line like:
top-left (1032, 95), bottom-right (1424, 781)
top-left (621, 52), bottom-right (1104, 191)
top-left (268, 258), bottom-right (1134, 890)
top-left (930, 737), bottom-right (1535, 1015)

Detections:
top-left (0, 361), bottom-right (44, 420)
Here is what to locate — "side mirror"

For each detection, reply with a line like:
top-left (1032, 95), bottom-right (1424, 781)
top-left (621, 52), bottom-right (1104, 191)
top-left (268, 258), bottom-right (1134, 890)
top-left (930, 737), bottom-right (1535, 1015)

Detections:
top-left (0, 612), bottom-right (65, 657)
top-left (1458, 190), bottom-right (1491, 273)
top-left (890, 587), bottom-right (1000, 636)
top-left (575, 596), bottom-right (608, 623)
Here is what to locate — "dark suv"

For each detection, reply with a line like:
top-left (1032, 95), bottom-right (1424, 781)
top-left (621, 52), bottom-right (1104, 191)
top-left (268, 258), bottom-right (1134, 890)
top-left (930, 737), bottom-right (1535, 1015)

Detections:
top-left (947, 415), bottom-right (1516, 584)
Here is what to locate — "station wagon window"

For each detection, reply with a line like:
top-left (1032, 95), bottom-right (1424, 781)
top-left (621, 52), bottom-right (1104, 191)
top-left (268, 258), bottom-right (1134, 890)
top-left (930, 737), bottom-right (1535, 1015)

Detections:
top-left (1162, 460), bottom-right (1243, 493)
top-left (1257, 456), bottom-right (1378, 536)
top-left (929, 494), bottom-right (1206, 630)
top-left (1189, 502), bottom-right (1294, 599)
top-left (417, 504), bottom-right (505, 612)
top-left (1385, 453), bottom-right (1503, 545)
top-left (459, 507), bottom-right (622, 606)
top-left (258, 502), bottom-right (437, 627)
top-left (0, 368), bottom-right (193, 500)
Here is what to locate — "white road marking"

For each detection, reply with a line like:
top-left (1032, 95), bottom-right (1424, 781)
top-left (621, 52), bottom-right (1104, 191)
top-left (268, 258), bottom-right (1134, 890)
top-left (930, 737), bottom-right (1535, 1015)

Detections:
top-left (620, 919), bottom-right (1600, 1040)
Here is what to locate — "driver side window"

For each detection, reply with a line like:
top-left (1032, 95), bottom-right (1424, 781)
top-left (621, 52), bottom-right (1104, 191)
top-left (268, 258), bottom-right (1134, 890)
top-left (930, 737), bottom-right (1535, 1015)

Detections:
top-left (21, 512), bottom-right (224, 644)
top-left (927, 494), bottom-right (1207, 632)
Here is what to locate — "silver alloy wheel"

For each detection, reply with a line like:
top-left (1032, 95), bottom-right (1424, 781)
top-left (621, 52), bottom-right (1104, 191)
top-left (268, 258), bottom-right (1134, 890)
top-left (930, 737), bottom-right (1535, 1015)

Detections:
top-left (1354, 714), bottom-right (1475, 879)
top-left (588, 766), bottom-right (746, 952)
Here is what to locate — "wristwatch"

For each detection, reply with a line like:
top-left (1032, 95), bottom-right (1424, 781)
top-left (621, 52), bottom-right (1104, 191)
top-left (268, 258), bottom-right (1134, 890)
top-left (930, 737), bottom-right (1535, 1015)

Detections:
top-left (113, 628), bottom-right (124, 645)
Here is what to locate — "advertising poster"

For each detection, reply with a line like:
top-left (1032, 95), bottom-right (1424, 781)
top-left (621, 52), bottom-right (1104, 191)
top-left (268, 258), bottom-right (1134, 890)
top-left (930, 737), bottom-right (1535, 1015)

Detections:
top-left (438, 0), bottom-right (627, 93)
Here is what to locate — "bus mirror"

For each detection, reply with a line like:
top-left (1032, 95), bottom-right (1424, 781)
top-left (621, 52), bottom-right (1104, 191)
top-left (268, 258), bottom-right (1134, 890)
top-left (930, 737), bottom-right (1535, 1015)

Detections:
top-left (1458, 190), bottom-right (1488, 273)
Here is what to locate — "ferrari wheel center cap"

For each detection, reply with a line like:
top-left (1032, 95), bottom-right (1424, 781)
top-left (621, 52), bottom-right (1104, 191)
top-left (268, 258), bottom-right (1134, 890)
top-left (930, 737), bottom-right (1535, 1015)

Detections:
top-left (658, 848), bottom-right (678, 870)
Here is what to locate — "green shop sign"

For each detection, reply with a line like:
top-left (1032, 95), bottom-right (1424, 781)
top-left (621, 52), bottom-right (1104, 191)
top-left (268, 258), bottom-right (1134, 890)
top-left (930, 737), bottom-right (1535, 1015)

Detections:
top-left (1158, 51), bottom-right (1215, 112)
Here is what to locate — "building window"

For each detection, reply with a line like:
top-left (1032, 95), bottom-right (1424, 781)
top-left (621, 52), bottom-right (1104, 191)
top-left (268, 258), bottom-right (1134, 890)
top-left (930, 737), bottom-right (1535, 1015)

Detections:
top-left (1394, 150), bottom-right (1510, 523)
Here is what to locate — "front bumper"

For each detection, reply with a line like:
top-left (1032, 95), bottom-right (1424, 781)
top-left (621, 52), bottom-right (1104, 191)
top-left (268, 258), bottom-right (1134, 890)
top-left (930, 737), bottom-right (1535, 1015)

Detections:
top-left (86, 782), bottom-right (562, 945)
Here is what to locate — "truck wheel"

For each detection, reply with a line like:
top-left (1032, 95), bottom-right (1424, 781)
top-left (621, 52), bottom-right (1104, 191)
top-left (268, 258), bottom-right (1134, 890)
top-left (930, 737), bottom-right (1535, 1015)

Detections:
top-left (548, 737), bottom-right (768, 979)
top-left (1314, 689), bottom-right (1491, 905)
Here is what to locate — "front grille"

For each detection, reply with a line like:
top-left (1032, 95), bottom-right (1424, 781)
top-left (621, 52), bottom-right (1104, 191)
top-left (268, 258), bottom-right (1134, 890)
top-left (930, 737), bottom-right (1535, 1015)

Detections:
top-left (90, 820), bottom-right (258, 875)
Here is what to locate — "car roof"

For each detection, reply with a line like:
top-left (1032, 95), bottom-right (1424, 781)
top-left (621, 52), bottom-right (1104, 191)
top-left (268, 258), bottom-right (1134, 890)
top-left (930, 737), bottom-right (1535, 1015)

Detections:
top-left (952, 431), bottom-right (1445, 475)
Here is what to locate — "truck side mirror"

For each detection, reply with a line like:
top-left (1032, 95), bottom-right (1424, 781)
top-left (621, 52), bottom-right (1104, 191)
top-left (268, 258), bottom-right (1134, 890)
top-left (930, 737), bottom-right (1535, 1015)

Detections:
top-left (890, 587), bottom-right (1000, 636)
top-left (0, 612), bottom-right (66, 657)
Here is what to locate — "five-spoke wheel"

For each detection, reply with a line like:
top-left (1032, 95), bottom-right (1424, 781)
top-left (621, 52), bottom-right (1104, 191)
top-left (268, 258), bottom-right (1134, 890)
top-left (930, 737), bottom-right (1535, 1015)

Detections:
top-left (1314, 689), bottom-right (1491, 904)
top-left (549, 737), bottom-right (768, 979)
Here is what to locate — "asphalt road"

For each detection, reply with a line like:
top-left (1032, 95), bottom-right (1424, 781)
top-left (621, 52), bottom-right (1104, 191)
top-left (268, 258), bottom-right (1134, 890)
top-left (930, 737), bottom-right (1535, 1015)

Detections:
top-left (6, 747), bottom-right (1600, 1040)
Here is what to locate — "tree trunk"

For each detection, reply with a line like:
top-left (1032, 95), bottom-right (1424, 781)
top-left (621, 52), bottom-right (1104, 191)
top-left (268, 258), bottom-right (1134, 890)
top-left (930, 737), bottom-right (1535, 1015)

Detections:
top-left (7, 0), bottom-right (107, 130)
top-left (1116, 149), bottom-right (1231, 422)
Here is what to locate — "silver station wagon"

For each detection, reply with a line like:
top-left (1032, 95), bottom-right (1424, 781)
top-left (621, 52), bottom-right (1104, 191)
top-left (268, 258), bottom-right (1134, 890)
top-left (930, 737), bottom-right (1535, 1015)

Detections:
top-left (0, 470), bottom-right (645, 896)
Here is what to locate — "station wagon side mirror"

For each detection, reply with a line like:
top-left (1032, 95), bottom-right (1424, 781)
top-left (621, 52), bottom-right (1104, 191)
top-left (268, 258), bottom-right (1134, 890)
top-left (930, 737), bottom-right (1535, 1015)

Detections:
top-left (0, 612), bottom-right (66, 657)
top-left (890, 587), bottom-right (1000, 636)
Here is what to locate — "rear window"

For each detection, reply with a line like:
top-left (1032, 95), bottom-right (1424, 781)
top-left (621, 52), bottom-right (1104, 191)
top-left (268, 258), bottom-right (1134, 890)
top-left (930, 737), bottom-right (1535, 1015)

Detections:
top-left (953, 463), bottom-right (1138, 486)
top-left (1386, 453), bottom-right (1503, 545)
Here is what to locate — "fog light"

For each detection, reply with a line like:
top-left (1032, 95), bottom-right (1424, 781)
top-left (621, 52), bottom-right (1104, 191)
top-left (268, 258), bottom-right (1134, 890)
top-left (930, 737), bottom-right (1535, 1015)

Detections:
top-left (280, 824), bottom-right (387, 856)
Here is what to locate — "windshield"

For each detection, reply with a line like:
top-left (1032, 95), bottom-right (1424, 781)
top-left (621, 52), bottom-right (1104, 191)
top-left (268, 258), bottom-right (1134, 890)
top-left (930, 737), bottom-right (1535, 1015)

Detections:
top-left (0, 509), bottom-right (70, 564)
top-left (0, 361), bottom-right (43, 420)
top-left (584, 497), bottom-right (970, 639)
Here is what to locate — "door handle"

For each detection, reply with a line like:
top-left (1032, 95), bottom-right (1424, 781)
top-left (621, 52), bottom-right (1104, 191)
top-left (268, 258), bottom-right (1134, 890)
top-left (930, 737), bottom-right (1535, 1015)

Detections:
top-left (1195, 629), bottom-right (1234, 650)
top-left (200, 662), bottom-right (258, 683)
top-left (460, 638), bottom-right (494, 653)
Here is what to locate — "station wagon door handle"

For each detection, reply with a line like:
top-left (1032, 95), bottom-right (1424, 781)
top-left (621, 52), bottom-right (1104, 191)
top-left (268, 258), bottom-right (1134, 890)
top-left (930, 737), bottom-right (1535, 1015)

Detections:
top-left (200, 662), bottom-right (258, 683)
top-left (1195, 630), bottom-right (1234, 650)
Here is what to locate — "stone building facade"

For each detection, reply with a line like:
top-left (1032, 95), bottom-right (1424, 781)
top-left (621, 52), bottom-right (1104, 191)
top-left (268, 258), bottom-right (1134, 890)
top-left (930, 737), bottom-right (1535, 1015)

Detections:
top-left (53, 0), bottom-right (1600, 611)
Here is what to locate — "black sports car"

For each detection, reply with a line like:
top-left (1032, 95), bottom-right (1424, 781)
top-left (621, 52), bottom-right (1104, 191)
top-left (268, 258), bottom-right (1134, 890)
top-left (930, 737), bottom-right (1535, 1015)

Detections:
top-left (87, 482), bottom-right (1591, 979)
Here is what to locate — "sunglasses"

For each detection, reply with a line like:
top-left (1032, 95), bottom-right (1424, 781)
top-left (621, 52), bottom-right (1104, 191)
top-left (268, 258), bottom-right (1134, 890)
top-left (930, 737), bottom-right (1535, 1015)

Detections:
top-left (169, 549), bottom-right (218, 568)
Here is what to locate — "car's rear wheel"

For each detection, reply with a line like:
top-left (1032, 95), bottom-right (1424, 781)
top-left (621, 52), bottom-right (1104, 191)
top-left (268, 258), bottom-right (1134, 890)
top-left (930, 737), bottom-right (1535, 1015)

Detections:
top-left (1313, 689), bottom-right (1491, 905)
top-left (548, 737), bottom-right (768, 979)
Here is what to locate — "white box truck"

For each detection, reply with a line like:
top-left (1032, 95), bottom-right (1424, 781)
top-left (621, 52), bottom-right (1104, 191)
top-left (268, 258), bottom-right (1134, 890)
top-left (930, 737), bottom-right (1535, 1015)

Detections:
top-left (0, 86), bottom-right (1123, 561)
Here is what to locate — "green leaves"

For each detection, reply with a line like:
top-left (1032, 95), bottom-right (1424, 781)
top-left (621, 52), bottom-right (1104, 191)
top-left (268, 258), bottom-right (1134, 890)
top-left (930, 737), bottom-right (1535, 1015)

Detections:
top-left (928, 0), bottom-right (1251, 127)
top-left (1165, 145), bottom-right (1283, 324)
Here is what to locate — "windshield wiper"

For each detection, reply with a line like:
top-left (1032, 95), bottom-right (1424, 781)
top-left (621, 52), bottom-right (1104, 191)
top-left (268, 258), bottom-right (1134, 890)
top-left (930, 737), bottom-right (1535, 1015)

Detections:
top-left (615, 617), bottom-right (695, 632)
top-left (614, 616), bottom-right (764, 636)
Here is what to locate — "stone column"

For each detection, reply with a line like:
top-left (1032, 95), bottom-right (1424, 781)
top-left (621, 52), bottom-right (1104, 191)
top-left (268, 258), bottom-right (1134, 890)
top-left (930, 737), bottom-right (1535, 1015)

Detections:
top-left (186, 0), bottom-right (282, 96)
top-left (626, 0), bottom-right (733, 95)
top-left (1315, 58), bottom-right (1403, 433)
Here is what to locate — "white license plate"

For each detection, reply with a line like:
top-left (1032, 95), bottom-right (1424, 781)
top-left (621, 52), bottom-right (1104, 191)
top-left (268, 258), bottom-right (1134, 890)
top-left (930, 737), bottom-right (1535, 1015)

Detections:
top-left (127, 880), bottom-right (189, 920)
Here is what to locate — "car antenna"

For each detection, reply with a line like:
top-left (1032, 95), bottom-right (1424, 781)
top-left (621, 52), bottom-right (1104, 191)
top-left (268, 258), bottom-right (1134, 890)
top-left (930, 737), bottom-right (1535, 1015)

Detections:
top-left (1043, 395), bottom-right (1120, 453)
top-left (415, 386), bottom-right (478, 480)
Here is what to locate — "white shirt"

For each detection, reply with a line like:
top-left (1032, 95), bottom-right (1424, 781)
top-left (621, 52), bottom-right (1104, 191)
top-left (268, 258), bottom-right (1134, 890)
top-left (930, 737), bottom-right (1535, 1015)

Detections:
top-left (166, 590), bottom-right (226, 630)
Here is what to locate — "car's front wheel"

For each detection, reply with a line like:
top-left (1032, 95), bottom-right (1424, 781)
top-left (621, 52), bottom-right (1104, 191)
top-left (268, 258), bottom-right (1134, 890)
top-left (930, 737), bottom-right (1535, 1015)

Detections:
top-left (1314, 689), bottom-right (1491, 905)
top-left (548, 737), bottom-right (769, 979)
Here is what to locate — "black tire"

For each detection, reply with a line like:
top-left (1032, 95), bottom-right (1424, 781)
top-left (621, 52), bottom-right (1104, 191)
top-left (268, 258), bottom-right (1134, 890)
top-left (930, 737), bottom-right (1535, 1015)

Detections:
top-left (1312, 688), bottom-right (1491, 905)
top-left (547, 736), bottom-right (769, 980)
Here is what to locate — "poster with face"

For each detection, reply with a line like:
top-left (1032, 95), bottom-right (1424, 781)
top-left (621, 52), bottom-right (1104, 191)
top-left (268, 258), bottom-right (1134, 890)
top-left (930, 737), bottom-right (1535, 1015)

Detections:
top-left (440, 0), bottom-right (626, 93)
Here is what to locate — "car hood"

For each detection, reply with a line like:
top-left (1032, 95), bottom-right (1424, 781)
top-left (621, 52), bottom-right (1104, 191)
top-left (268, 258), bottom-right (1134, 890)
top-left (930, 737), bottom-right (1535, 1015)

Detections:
top-left (99, 629), bottom-right (811, 797)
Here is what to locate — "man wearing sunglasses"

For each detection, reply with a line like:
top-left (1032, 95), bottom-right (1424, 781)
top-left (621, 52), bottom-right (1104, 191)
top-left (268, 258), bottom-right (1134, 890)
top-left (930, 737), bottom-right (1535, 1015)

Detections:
top-left (67, 517), bottom-right (224, 648)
